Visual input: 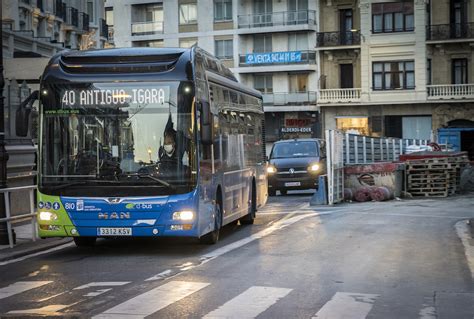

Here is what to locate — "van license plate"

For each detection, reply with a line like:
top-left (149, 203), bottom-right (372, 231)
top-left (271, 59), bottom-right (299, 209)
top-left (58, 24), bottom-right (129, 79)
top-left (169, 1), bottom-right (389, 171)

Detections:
top-left (285, 182), bottom-right (301, 187)
top-left (98, 228), bottom-right (132, 236)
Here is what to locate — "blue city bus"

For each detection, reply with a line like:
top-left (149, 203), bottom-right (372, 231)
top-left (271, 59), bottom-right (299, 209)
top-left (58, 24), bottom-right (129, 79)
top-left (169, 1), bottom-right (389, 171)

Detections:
top-left (17, 47), bottom-right (268, 246)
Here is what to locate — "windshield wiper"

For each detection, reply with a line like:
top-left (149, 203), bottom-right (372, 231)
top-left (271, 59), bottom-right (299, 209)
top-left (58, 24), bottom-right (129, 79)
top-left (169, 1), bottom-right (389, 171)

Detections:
top-left (43, 181), bottom-right (88, 190)
top-left (123, 173), bottom-right (176, 190)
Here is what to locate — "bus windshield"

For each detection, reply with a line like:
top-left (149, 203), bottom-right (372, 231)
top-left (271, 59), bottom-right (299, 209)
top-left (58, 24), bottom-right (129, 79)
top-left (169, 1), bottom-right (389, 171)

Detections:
top-left (40, 81), bottom-right (196, 197)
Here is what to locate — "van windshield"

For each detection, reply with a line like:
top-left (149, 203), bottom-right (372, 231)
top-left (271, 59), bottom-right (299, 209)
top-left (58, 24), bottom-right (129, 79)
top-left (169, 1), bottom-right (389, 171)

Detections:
top-left (271, 141), bottom-right (319, 159)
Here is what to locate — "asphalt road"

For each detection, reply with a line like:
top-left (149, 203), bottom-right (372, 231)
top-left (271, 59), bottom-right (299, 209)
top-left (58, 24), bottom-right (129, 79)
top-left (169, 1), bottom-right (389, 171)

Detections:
top-left (0, 192), bottom-right (473, 318)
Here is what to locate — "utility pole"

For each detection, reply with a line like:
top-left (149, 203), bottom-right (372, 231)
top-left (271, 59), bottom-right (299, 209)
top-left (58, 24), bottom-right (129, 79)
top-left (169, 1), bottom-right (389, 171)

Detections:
top-left (0, 4), bottom-right (11, 244)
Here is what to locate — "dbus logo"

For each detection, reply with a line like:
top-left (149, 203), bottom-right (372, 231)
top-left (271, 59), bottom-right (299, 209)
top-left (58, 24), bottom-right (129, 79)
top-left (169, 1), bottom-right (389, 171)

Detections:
top-left (98, 212), bottom-right (131, 219)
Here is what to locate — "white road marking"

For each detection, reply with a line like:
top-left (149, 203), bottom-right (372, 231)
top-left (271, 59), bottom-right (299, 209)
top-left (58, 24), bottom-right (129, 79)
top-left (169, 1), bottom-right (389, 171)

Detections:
top-left (73, 282), bottom-right (130, 290)
top-left (8, 303), bottom-right (77, 316)
top-left (312, 292), bottom-right (379, 319)
top-left (36, 291), bottom-right (67, 302)
top-left (201, 213), bottom-right (319, 262)
top-left (92, 280), bottom-right (209, 319)
top-left (0, 281), bottom-right (52, 300)
top-left (203, 286), bottom-right (292, 319)
top-left (0, 242), bottom-right (75, 267)
top-left (145, 269), bottom-right (172, 281)
top-left (455, 220), bottom-right (474, 280)
top-left (85, 288), bottom-right (113, 297)
top-left (419, 304), bottom-right (437, 319)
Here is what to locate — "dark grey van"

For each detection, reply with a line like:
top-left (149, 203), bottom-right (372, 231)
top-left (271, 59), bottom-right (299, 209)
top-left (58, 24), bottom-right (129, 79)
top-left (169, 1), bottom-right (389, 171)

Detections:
top-left (267, 138), bottom-right (326, 196)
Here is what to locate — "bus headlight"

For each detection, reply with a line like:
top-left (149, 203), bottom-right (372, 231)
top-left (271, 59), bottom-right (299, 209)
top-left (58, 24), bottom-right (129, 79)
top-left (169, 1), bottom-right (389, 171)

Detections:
top-left (308, 163), bottom-right (320, 172)
top-left (39, 211), bottom-right (58, 221)
top-left (172, 211), bottom-right (194, 221)
top-left (267, 165), bottom-right (277, 174)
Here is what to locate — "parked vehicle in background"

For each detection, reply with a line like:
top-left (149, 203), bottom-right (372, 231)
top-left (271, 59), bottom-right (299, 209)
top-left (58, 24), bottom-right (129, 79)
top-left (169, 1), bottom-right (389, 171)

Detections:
top-left (267, 138), bottom-right (326, 196)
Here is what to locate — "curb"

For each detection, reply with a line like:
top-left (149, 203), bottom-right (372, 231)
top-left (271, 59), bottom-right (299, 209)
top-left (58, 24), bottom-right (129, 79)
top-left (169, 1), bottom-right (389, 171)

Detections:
top-left (0, 238), bottom-right (73, 263)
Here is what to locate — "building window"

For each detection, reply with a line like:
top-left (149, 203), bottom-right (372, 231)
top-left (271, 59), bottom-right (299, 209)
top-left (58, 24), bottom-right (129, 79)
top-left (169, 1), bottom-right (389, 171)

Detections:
top-left (254, 74), bottom-right (273, 93)
top-left (373, 61), bottom-right (415, 90)
top-left (427, 58), bottom-right (432, 85)
top-left (253, 34), bottom-right (272, 53)
top-left (452, 58), bottom-right (468, 84)
top-left (288, 33), bottom-right (308, 51)
top-left (372, 2), bottom-right (414, 33)
top-left (87, 1), bottom-right (94, 23)
top-left (215, 39), bottom-right (233, 59)
top-left (214, 0), bottom-right (232, 22)
top-left (132, 40), bottom-right (164, 48)
top-left (289, 73), bottom-right (308, 92)
top-left (105, 8), bottom-right (114, 26)
top-left (180, 38), bottom-right (197, 48)
top-left (179, 3), bottom-right (197, 25)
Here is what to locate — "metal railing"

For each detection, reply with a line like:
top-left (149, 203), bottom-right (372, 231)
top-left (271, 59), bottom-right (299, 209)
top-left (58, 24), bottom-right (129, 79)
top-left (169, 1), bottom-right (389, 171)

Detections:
top-left (427, 23), bottom-right (474, 40)
top-left (317, 31), bottom-right (361, 47)
top-left (427, 84), bottom-right (474, 99)
top-left (238, 10), bottom-right (316, 29)
top-left (319, 88), bottom-right (361, 103)
top-left (263, 92), bottom-right (317, 105)
top-left (0, 186), bottom-right (37, 248)
top-left (239, 50), bottom-right (316, 66)
top-left (131, 21), bottom-right (164, 36)
top-left (342, 132), bottom-right (429, 165)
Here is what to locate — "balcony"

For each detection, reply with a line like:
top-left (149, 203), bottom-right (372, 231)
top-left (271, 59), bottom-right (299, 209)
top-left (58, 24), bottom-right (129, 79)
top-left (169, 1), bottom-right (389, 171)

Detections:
top-left (427, 84), bottom-right (474, 100)
top-left (81, 12), bottom-right (89, 31)
top-left (317, 31), bottom-right (361, 48)
top-left (426, 23), bottom-right (474, 41)
top-left (262, 92), bottom-right (317, 106)
top-left (318, 88), bottom-right (361, 104)
top-left (131, 21), bottom-right (164, 36)
top-left (239, 50), bottom-right (316, 67)
top-left (100, 18), bottom-right (108, 38)
top-left (238, 10), bottom-right (316, 29)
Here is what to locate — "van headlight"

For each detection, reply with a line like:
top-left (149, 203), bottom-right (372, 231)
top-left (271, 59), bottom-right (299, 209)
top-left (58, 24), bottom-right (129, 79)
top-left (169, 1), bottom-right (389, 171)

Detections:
top-left (39, 211), bottom-right (58, 221)
top-left (308, 163), bottom-right (320, 172)
top-left (172, 211), bottom-right (194, 221)
top-left (267, 165), bottom-right (277, 174)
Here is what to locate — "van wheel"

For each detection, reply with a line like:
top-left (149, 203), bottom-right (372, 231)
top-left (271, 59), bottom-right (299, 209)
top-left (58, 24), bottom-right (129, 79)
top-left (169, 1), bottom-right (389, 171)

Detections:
top-left (73, 237), bottom-right (96, 247)
top-left (241, 183), bottom-right (256, 225)
top-left (199, 202), bottom-right (222, 245)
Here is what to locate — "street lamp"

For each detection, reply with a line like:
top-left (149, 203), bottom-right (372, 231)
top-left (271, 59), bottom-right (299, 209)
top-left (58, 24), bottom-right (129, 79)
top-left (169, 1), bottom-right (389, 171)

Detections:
top-left (0, 4), bottom-right (11, 244)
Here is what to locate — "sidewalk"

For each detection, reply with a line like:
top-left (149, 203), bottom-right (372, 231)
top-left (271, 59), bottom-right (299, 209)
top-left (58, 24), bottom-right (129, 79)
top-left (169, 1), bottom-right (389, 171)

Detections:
top-left (0, 224), bottom-right (71, 262)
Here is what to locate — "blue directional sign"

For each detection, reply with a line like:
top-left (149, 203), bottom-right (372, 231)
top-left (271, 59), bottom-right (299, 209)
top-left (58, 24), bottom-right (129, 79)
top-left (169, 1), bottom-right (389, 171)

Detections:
top-left (245, 51), bottom-right (302, 65)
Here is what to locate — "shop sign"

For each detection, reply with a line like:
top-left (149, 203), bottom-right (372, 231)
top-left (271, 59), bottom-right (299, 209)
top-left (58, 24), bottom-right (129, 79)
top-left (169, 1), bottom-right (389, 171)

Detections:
top-left (245, 51), bottom-right (302, 65)
top-left (281, 127), bottom-right (312, 133)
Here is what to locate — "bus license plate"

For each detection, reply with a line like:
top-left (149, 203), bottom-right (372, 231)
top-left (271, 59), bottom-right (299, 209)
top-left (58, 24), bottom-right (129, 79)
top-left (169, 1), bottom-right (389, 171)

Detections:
top-left (98, 228), bottom-right (132, 236)
top-left (285, 182), bottom-right (301, 187)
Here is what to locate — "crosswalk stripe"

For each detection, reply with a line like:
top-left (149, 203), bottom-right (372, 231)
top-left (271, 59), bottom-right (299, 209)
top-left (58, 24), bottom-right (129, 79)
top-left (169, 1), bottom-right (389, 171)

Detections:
top-left (203, 286), bottom-right (292, 319)
top-left (0, 281), bottom-right (53, 300)
top-left (92, 280), bottom-right (209, 319)
top-left (312, 292), bottom-right (379, 319)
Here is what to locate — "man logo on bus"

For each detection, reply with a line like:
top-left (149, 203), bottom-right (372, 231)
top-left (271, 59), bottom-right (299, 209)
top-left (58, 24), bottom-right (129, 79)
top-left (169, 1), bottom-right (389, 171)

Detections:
top-left (98, 212), bottom-right (131, 219)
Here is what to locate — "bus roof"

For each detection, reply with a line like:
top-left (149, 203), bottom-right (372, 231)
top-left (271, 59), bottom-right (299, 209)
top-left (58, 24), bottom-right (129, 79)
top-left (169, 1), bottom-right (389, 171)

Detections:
top-left (42, 47), bottom-right (239, 84)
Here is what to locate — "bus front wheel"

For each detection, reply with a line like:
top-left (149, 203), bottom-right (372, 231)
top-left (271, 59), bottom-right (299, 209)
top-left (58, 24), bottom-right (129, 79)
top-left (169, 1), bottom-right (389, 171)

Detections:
top-left (240, 183), bottom-right (256, 225)
top-left (199, 203), bottom-right (222, 245)
top-left (73, 237), bottom-right (97, 247)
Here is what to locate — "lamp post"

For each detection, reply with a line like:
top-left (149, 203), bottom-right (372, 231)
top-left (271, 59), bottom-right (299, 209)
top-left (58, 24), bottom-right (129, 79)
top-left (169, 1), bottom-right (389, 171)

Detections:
top-left (0, 4), bottom-right (10, 244)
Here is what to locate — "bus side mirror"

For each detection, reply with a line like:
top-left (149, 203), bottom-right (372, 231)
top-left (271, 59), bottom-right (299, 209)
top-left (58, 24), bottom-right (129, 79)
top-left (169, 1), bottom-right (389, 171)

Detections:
top-left (199, 101), bottom-right (212, 145)
top-left (16, 90), bottom-right (39, 137)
